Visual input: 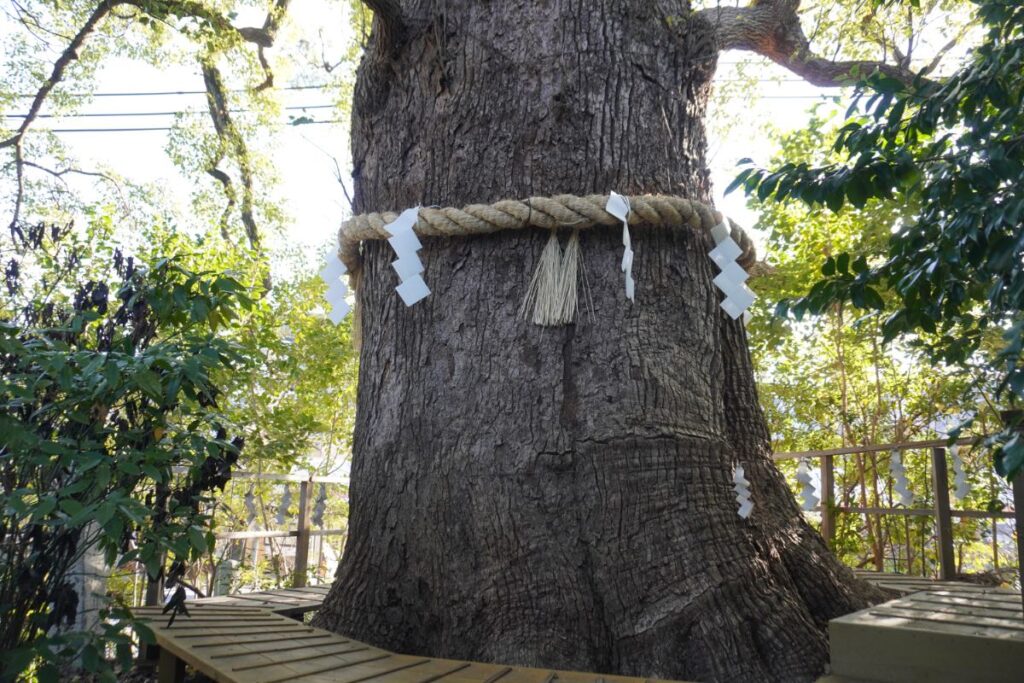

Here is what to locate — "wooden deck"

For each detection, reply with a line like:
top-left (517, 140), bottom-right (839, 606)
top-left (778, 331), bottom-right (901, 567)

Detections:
top-left (851, 569), bottom-right (1006, 596)
top-left (830, 586), bottom-right (1023, 682)
top-left (140, 575), bottom-right (1021, 683)
top-left (136, 601), bottom-right (686, 683)
top-left (189, 584), bottom-right (332, 618)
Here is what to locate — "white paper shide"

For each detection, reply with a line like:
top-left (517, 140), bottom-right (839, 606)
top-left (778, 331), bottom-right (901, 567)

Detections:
top-left (709, 218), bottom-right (756, 320)
top-left (320, 249), bottom-right (350, 325)
top-left (733, 464), bottom-right (754, 519)
top-left (796, 458), bottom-right (819, 511)
top-left (385, 207), bottom-right (431, 306)
top-left (606, 192), bottom-right (635, 302)
top-left (950, 444), bottom-right (970, 503)
top-left (889, 451), bottom-right (914, 507)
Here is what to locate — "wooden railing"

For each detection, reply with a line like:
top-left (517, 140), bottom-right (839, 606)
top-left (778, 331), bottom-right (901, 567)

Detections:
top-left (775, 439), bottom-right (1023, 582)
top-left (207, 471), bottom-right (348, 588)
top-left (145, 470), bottom-right (348, 605)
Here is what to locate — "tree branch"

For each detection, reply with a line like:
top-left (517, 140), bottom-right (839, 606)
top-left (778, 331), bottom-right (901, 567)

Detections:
top-left (695, 0), bottom-right (923, 88)
top-left (360, 0), bottom-right (406, 54)
top-left (202, 60), bottom-right (261, 251)
top-left (1, 1), bottom-right (123, 152)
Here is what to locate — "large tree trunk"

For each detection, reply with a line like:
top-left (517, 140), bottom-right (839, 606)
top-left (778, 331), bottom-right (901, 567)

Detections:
top-left (313, 2), bottom-right (883, 681)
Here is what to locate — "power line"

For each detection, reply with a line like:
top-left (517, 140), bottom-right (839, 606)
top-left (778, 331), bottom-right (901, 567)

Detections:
top-left (3, 91), bottom-right (841, 123)
top-left (11, 84), bottom-right (336, 98)
top-left (9, 74), bottom-right (824, 100)
top-left (37, 119), bottom-right (346, 133)
top-left (3, 104), bottom-right (338, 119)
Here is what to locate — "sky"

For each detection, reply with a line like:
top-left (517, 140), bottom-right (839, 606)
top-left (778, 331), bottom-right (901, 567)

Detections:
top-left (50, 56), bottom-right (836, 254)
top-left (2, 2), bottom-right (849, 265)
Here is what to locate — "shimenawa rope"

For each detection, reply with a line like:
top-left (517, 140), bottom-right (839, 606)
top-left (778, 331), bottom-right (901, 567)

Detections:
top-left (337, 193), bottom-right (755, 326)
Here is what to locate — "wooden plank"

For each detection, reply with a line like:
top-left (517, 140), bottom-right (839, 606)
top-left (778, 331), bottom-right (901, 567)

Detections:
top-left (174, 626), bottom-right (318, 639)
top-left (921, 589), bottom-right (1023, 605)
top-left (406, 661), bottom-right (473, 683)
top-left (340, 657), bottom-right (433, 683)
top-left (218, 593), bottom-right (300, 605)
top-left (196, 633), bottom-right (336, 651)
top-left (210, 637), bottom-right (352, 659)
top-left (231, 644), bottom-right (375, 672)
top-left (901, 594), bottom-right (1023, 615)
top-left (831, 607), bottom-right (1024, 682)
top-left (252, 652), bottom-right (395, 683)
top-left (868, 606), bottom-right (1024, 634)
top-left (162, 617), bottom-right (286, 625)
top-left (884, 598), bottom-right (1023, 621)
top-left (134, 607), bottom-right (266, 615)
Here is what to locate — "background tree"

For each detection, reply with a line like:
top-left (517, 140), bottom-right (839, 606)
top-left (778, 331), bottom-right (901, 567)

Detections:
top-left (734, 0), bottom-right (1024, 478)
top-left (747, 111), bottom-right (1012, 579)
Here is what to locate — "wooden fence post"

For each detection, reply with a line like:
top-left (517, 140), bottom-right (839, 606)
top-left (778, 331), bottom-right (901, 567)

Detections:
top-left (821, 454), bottom-right (835, 550)
top-left (293, 479), bottom-right (312, 588)
top-left (1011, 472), bottom-right (1024, 617)
top-left (931, 447), bottom-right (956, 581)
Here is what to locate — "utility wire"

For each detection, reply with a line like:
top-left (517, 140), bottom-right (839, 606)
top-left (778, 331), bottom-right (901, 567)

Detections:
top-left (9, 72), bottom-right (816, 99)
top-left (3, 104), bottom-right (338, 119)
top-left (36, 119), bottom-right (346, 133)
top-left (11, 84), bottom-right (336, 98)
top-left (2, 92), bottom-right (843, 123)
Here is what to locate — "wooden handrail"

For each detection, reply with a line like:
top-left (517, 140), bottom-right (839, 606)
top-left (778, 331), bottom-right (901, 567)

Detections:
top-left (833, 506), bottom-right (1016, 520)
top-left (170, 467), bottom-right (348, 484)
top-left (773, 437), bottom-right (979, 460)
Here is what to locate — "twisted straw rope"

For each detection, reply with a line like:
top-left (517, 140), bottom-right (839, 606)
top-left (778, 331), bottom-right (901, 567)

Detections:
top-left (337, 194), bottom-right (756, 273)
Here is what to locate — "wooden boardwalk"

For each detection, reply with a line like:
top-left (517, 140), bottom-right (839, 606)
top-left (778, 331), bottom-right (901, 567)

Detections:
top-left (136, 600), bottom-right (684, 683)
top-left (139, 575), bottom-right (1021, 683)
top-left (852, 569), bottom-right (1006, 596)
top-left (188, 584), bottom-right (332, 618)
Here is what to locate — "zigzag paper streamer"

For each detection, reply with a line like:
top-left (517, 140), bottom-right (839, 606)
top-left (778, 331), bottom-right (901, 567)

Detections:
top-left (276, 485), bottom-right (292, 526)
top-left (889, 450), bottom-right (914, 507)
top-left (244, 485), bottom-right (257, 525)
top-left (709, 217), bottom-right (757, 320)
top-left (733, 464), bottom-right (754, 519)
top-left (606, 192), bottom-right (635, 301)
top-left (385, 207), bottom-right (430, 306)
top-left (320, 250), bottom-right (351, 324)
top-left (950, 444), bottom-right (970, 503)
top-left (796, 458), bottom-right (819, 511)
top-left (312, 483), bottom-right (327, 528)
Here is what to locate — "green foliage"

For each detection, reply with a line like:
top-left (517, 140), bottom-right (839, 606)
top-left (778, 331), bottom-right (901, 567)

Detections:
top-left (733, 0), bottom-right (1024, 477)
top-left (0, 217), bottom-right (254, 680)
top-left (221, 271), bottom-right (359, 473)
top-left (745, 110), bottom-right (1016, 578)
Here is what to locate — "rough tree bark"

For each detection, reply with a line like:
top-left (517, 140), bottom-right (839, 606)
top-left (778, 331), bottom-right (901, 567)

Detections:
top-left (312, 2), bottom-right (893, 681)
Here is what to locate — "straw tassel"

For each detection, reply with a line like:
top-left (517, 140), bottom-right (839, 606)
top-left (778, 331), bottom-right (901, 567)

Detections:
top-left (521, 230), bottom-right (584, 326)
top-left (556, 230), bottom-right (582, 323)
